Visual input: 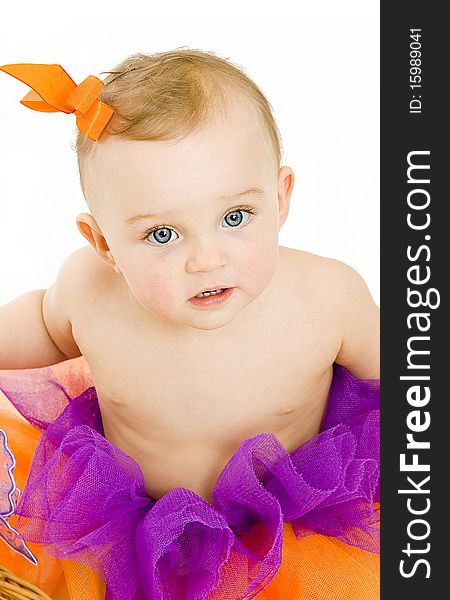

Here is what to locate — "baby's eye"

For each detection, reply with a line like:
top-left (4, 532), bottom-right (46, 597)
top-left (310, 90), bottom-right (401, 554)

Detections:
top-left (222, 209), bottom-right (252, 228)
top-left (146, 227), bottom-right (179, 245)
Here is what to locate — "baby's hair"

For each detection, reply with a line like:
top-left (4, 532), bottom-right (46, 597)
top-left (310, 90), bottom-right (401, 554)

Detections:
top-left (73, 48), bottom-right (283, 200)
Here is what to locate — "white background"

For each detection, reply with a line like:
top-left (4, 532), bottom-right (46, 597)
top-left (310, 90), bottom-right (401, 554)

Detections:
top-left (0, 1), bottom-right (379, 305)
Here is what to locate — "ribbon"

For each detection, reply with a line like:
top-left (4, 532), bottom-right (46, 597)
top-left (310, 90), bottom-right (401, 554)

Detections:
top-left (0, 63), bottom-right (114, 141)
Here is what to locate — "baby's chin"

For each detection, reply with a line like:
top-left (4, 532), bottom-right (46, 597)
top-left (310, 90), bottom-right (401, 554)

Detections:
top-left (148, 304), bottom-right (247, 335)
top-left (130, 300), bottom-right (237, 334)
top-left (183, 315), bottom-right (238, 332)
top-left (163, 308), bottom-right (243, 333)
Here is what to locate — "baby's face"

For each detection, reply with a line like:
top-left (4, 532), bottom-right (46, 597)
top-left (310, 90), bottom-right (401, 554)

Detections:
top-left (82, 100), bottom-right (293, 332)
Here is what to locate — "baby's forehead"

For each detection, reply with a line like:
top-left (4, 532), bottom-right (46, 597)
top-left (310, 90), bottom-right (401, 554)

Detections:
top-left (83, 95), bottom-right (275, 213)
top-left (93, 106), bottom-right (267, 172)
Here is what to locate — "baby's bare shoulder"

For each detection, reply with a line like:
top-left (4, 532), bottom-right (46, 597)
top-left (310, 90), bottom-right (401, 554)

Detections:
top-left (61, 244), bottom-right (111, 289)
top-left (281, 246), bottom-right (366, 301)
top-left (39, 246), bottom-right (107, 360)
top-left (49, 245), bottom-right (115, 323)
top-left (280, 247), bottom-right (379, 378)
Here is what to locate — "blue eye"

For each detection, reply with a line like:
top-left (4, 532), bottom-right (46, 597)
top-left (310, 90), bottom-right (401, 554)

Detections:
top-left (146, 227), bottom-right (179, 245)
top-left (144, 207), bottom-right (255, 245)
top-left (222, 209), bottom-right (251, 228)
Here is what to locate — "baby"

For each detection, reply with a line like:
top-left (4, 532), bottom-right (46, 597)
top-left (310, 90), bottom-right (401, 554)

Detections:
top-left (0, 50), bottom-right (379, 505)
top-left (0, 50), bottom-right (380, 599)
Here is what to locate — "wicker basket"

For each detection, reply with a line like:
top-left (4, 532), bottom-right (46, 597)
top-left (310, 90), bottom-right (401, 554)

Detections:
top-left (0, 565), bottom-right (52, 600)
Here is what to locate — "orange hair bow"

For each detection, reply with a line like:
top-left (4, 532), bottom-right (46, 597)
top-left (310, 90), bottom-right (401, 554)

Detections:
top-left (0, 63), bottom-right (114, 141)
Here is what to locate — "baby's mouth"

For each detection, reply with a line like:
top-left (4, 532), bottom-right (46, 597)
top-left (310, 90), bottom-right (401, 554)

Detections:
top-left (188, 287), bottom-right (234, 307)
top-left (194, 288), bottom-right (226, 298)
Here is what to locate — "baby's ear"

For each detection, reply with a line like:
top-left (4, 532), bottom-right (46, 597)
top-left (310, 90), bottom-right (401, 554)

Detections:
top-left (277, 167), bottom-right (294, 229)
top-left (76, 213), bottom-right (120, 272)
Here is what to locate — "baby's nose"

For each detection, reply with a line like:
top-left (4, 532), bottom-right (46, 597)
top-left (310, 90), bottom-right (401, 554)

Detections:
top-left (185, 237), bottom-right (228, 274)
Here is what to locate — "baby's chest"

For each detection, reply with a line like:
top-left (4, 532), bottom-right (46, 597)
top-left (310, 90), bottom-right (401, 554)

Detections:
top-left (92, 329), bottom-right (331, 447)
top-left (77, 282), bottom-right (337, 443)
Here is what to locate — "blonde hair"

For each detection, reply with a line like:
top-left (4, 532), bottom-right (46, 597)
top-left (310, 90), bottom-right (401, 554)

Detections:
top-left (74, 48), bottom-right (283, 199)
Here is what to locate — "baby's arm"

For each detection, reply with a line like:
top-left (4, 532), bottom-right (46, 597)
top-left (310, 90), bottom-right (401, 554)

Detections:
top-left (0, 253), bottom-right (82, 370)
top-left (333, 262), bottom-right (380, 380)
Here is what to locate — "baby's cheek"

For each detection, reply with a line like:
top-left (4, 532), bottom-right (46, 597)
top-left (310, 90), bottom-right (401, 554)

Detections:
top-left (242, 239), bottom-right (278, 286)
top-left (129, 267), bottom-right (177, 313)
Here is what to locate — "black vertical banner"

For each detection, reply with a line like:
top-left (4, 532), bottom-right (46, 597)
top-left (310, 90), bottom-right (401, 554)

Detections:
top-left (381, 2), bottom-right (446, 598)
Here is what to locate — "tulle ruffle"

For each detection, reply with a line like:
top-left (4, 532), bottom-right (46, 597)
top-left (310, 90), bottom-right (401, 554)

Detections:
top-left (0, 363), bottom-right (379, 600)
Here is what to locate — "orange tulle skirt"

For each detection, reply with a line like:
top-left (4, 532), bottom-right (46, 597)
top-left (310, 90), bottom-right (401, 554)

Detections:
top-left (1, 369), bottom-right (379, 599)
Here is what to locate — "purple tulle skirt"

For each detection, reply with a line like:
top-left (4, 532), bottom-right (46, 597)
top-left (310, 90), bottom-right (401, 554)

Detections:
top-left (0, 363), bottom-right (379, 600)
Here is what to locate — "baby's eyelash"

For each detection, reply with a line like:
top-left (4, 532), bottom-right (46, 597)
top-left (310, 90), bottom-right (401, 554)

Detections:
top-left (140, 205), bottom-right (259, 240)
top-left (226, 204), bottom-right (259, 218)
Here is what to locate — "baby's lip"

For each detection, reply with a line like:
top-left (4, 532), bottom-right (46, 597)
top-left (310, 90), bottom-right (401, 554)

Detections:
top-left (190, 286), bottom-right (232, 299)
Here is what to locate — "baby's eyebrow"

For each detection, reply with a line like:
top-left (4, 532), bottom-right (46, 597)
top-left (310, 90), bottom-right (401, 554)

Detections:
top-left (125, 187), bottom-right (265, 225)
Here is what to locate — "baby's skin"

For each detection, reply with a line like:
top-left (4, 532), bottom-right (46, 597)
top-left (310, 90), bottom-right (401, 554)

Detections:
top-left (0, 93), bottom-right (379, 504)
